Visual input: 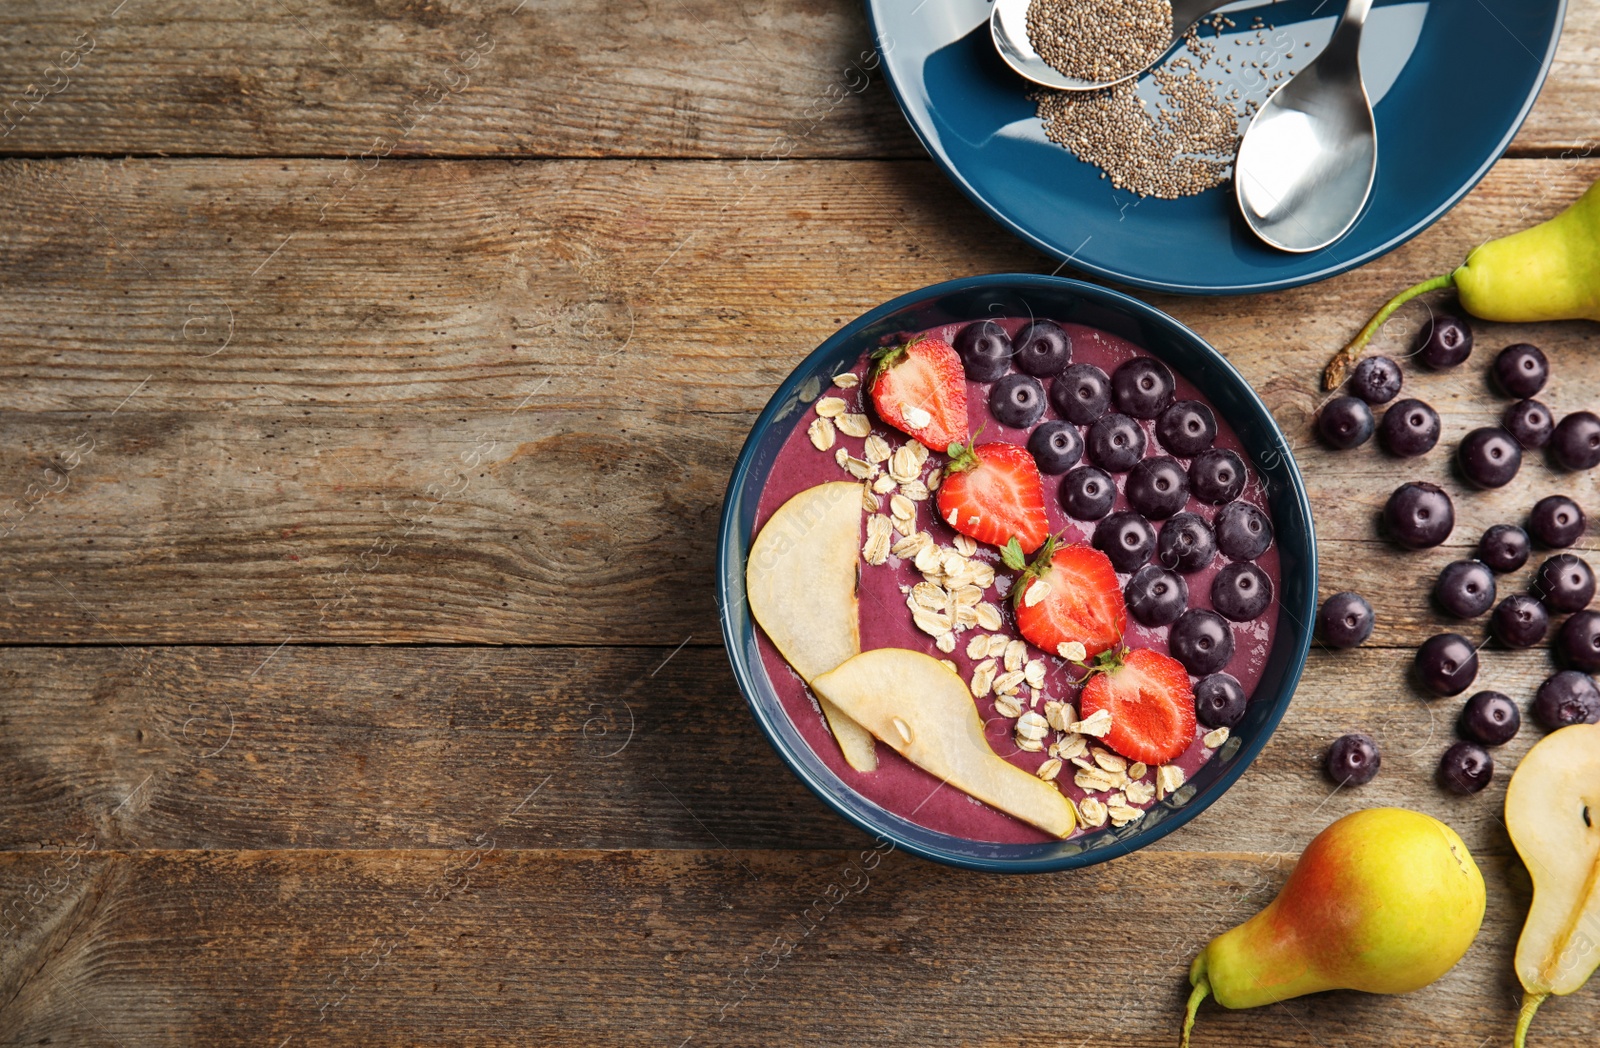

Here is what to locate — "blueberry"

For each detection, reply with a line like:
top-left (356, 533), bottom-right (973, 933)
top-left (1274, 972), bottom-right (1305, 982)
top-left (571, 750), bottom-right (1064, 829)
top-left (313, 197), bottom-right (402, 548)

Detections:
top-left (1027, 420), bottom-right (1083, 475)
top-left (953, 320), bottom-right (1014, 382)
top-left (1438, 741), bottom-right (1493, 794)
top-left (1457, 427), bottom-right (1522, 489)
top-left (1557, 611), bottom-right (1600, 673)
top-left (1318, 592), bottom-right (1374, 648)
top-left (1383, 482), bottom-right (1454, 550)
top-left (1125, 565), bottom-right (1188, 627)
top-left (1434, 560), bottom-right (1496, 619)
top-left (1112, 357), bottom-right (1176, 419)
top-left (1414, 633), bottom-right (1479, 697)
top-left (1194, 673), bottom-right (1247, 729)
top-left (1169, 609), bottom-right (1235, 675)
top-left (1060, 466), bottom-right (1116, 521)
top-left (1087, 413), bottom-right (1147, 473)
top-left (1379, 399), bottom-right (1441, 457)
top-left (1529, 495), bottom-right (1586, 548)
top-left (1533, 554), bottom-right (1596, 613)
top-left (1156, 400), bottom-right (1216, 456)
top-left (1492, 342), bottom-right (1548, 398)
top-left (1348, 356), bottom-right (1403, 404)
top-left (1553, 411), bottom-right (1600, 470)
top-left (1491, 594), bottom-right (1548, 648)
top-left (1533, 671), bottom-right (1600, 730)
top-left (1092, 511), bottom-right (1157, 572)
top-left (1124, 456), bottom-right (1190, 519)
top-left (1212, 562), bottom-right (1273, 622)
top-left (1157, 512), bottom-right (1216, 574)
top-left (1459, 691), bottom-right (1521, 746)
top-left (1326, 733), bottom-right (1380, 786)
top-left (1317, 395), bottom-right (1375, 450)
top-left (1214, 501), bottom-right (1273, 560)
top-left (1502, 399), bottom-right (1554, 451)
top-left (1050, 363), bottom-right (1112, 425)
top-left (1478, 524), bottom-right (1531, 573)
top-left (988, 374), bottom-right (1046, 429)
top-left (1012, 320), bottom-right (1072, 377)
top-left (1414, 313), bottom-right (1473, 369)
top-left (1189, 448), bottom-right (1246, 504)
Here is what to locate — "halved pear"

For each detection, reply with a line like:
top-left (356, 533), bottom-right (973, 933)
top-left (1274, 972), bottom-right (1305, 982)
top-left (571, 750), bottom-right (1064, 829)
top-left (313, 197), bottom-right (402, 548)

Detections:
top-left (747, 480), bottom-right (877, 772)
top-left (1506, 722), bottom-right (1600, 1047)
top-left (811, 648), bottom-right (1076, 838)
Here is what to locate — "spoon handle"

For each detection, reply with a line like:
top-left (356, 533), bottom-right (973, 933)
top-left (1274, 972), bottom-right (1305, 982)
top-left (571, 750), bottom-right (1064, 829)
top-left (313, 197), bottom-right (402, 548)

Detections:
top-left (1327, 0), bottom-right (1374, 56)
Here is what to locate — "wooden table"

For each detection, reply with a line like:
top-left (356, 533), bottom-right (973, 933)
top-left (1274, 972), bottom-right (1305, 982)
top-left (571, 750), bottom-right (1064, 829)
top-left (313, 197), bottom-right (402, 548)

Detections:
top-left (0, 2), bottom-right (1596, 1044)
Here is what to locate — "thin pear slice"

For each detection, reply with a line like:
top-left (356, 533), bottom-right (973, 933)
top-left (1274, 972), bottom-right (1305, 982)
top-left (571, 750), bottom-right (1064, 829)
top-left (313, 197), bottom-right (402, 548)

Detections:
top-left (812, 648), bottom-right (1076, 838)
top-left (1506, 722), bottom-right (1600, 1047)
top-left (747, 481), bottom-right (877, 771)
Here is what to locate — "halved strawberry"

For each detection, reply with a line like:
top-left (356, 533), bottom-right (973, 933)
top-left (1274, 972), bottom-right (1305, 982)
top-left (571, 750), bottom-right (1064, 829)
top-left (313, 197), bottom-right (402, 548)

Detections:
top-left (868, 336), bottom-right (968, 452)
top-left (937, 440), bottom-right (1048, 553)
top-left (1004, 538), bottom-right (1126, 657)
top-left (1078, 647), bottom-right (1197, 766)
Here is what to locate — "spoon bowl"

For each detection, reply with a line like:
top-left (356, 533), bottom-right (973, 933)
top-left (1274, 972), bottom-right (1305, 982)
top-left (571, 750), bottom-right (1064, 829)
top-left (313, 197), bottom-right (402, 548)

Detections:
top-left (990, 0), bottom-right (1234, 92)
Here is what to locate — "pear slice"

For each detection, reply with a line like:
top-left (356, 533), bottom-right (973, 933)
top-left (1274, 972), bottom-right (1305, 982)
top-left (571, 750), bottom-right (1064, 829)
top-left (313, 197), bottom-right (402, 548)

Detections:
top-left (1506, 722), bottom-right (1600, 1047)
top-left (811, 648), bottom-right (1076, 838)
top-left (747, 481), bottom-right (877, 772)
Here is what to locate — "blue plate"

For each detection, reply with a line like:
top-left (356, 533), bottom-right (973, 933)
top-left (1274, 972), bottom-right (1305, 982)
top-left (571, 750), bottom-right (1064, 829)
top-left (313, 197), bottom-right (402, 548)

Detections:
top-left (864, 0), bottom-right (1565, 294)
top-left (717, 275), bottom-right (1318, 872)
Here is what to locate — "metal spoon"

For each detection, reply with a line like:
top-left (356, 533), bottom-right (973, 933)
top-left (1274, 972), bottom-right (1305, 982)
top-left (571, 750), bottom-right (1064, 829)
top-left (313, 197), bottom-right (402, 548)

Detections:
top-left (1234, 0), bottom-right (1376, 253)
top-left (990, 0), bottom-right (1235, 92)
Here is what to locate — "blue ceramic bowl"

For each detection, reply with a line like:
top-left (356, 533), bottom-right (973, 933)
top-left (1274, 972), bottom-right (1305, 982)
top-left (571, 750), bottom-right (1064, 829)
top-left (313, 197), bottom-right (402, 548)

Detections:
top-left (717, 275), bottom-right (1316, 872)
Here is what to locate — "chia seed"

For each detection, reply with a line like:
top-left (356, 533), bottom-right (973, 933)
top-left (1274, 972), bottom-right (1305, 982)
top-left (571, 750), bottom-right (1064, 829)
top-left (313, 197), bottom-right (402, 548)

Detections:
top-left (1026, 0), bottom-right (1173, 83)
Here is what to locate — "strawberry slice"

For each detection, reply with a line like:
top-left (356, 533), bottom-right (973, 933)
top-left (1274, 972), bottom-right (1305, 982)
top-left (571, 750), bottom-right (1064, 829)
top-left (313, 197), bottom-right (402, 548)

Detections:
top-left (1079, 647), bottom-right (1197, 766)
top-left (937, 439), bottom-right (1048, 553)
top-left (1004, 538), bottom-right (1126, 657)
top-left (868, 336), bottom-right (968, 452)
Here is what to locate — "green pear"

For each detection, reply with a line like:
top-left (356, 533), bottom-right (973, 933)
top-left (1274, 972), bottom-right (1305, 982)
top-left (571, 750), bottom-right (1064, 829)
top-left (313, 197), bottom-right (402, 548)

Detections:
top-left (1505, 722), bottom-right (1600, 1048)
top-left (1181, 808), bottom-right (1485, 1047)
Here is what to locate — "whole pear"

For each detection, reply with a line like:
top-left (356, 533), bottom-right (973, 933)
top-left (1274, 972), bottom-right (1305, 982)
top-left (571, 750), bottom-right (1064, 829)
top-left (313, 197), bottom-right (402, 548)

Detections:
top-left (1181, 808), bottom-right (1486, 1047)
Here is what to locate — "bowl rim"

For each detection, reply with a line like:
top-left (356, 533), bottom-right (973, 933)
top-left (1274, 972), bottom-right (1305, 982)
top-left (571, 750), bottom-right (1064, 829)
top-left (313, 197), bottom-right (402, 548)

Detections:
top-left (716, 273), bottom-right (1317, 872)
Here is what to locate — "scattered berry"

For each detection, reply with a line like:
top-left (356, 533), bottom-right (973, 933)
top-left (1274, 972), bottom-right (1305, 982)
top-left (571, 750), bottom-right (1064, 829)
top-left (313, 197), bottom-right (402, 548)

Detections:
top-left (1533, 671), bottom-right (1600, 730)
top-left (1415, 633), bottom-right (1479, 697)
top-left (1086, 412), bottom-right (1147, 472)
top-left (1553, 410), bottom-right (1600, 470)
top-left (1529, 494), bottom-right (1586, 548)
top-left (1092, 511), bottom-right (1158, 572)
top-left (1348, 356), bottom-right (1403, 404)
top-left (1194, 673), bottom-right (1247, 729)
top-left (1414, 313), bottom-right (1473, 369)
top-left (868, 336), bottom-right (969, 452)
top-left (1317, 395), bottom-right (1375, 450)
top-left (1157, 512), bottom-right (1216, 574)
top-left (1438, 741), bottom-right (1493, 794)
top-left (1478, 523), bottom-right (1531, 572)
top-left (1156, 400), bottom-right (1217, 456)
top-left (1027, 419), bottom-right (1083, 474)
top-left (1457, 426), bottom-right (1522, 488)
top-left (1491, 594), bottom-right (1549, 648)
top-left (936, 439), bottom-right (1049, 553)
top-left (1124, 456), bottom-right (1190, 519)
top-left (1188, 448), bottom-right (1246, 504)
top-left (953, 320), bottom-right (1013, 382)
top-left (1458, 691), bottom-right (1521, 746)
top-left (1112, 357), bottom-right (1176, 419)
top-left (1503, 399), bottom-right (1555, 449)
top-left (988, 373), bottom-right (1047, 429)
top-left (1492, 342), bottom-right (1548, 398)
top-left (1012, 320), bottom-right (1073, 377)
top-left (1532, 553), bottom-right (1596, 613)
top-left (1169, 608), bottom-right (1235, 675)
top-left (1384, 481), bottom-right (1454, 550)
top-left (1326, 733), bottom-right (1381, 786)
top-left (1556, 610), bottom-right (1600, 673)
top-left (1005, 539), bottom-right (1127, 658)
top-left (1434, 560), bottom-right (1496, 619)
top-left (1379, 398), bottom-right (1441, 457)
top-left (1125, 564), bottom-right (1188, 627)
top-left (1318, 592), bottom-right (1374, 648)
top-left (1050, 363), bottom-right (1112, 424)
top-left (1059, 465), bottom-right (1116, 520)
top-left (1079, 647), bottom-right (1197, 766)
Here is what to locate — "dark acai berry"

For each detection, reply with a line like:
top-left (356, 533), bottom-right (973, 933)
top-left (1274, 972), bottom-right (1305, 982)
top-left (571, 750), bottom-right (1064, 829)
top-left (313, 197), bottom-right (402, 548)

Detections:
top-left (1189, 448), bottom-right (1246, 505)
top-left (1415, 632), bottom-right (1479, 697)
top-left (1214, 501), bottom-right (1274, 560)
top-left (1156, 400), bottom-right (1216, 457)
top-left (1414, 313), bottom-right (1473, 369)
top-left (1438, 741), bottom-right (1493, 794)
top-left (1112, 357), bottom-right (1176, 419)
top-left (1060, 466), bottom-right (1116, 521)
top-left (1092, 511), bottom-right (1157, 572)
top-left (1479, 524), bottom-right (1531, 573)
top-left (1457, 427), bottom-right (1522, 489)
top-left (1318, 592), bottom-right (1375, 648)
top-left (1529, 495), bottom-right (1586, 548)
top-left (1434, 560), bottom-right (1496, 619)
top-left (1503, 399), bottom-right (1555, 450)
top-left (1553, 411), bottom-right (1600, 471)
top-left (1317, 395), bottom-right (1375, 450)
top-left (953, 320), bottom-right (1014, 382)
top-left (1194, 672), bottom-right (1247, 729)
top-left (1491, 594), bottom-right (1549, 648)
top-left (1169, 609), bottom-right (1235, 675)
top-left (1125, 565), bottom-right (1188, 627)
top-left (1124, 456), bottom-right (1190, 519)
top-left (1157, 512), bottom-right (1216, 574)
top-left (1533, 671), bottom-right (1600, 730)
top-left (1557, 610), bottom-right (1600, 673)
top-left (989, 373), bottom-right (1047, 429)
top-left (1027, 420), bottom-right (1084, 475)
top-left (1384, 481), bottom-right (1454, 550)
top-left (1087, 413), bottom-right (1147, 472)
top-left (1326, 732), bottom-right (1381, 786)
top-left (1050, 363), bottom-right (1113, 425)
top-left (1012, 320), bottom-right (1072, 376)
top-left (1533, 553), bottom-right (1596, 613)
top-left (1349, 356), bottom-right (1403, 405)
top-left (1492, 342), bottom-right (1548, 398)
top-left (1379, 398), bottom-right (1442, 458)
top-left (1459, 691), bottom-right (1521, 746)
top-left (1212, 562), bottom-right (1273, 622)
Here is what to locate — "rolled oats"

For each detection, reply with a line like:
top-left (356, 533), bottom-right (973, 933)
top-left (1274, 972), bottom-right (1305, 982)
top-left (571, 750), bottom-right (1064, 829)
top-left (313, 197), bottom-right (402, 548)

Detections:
top-left (1127, 761), bottom-right (1148, 781)
top-left (914, 543), bottom-right (944, 575)
top-left (1107, 802), bottom-right (1143, 827)
top-left (1058, 733), bottom-right (1089, 760)
top-left (911, 605), bottom-right (953, 637)
top-left (994, 694), bottom-right (1023, 719)
top-left (835, 447), bottom-right (850, 469)
top-left (873, 473), bottom-right (898, 494)
top-left (993, 669), bottom-right (1026, 695)
top-left (945, 507), bottom-right (960, 528)
top-left (1037, 758), bottom-right (1063, 782)
top-left (934, 631), bottom-right (956, 654)
top-left (1203, 726), bottom-right (1231, 749)
top-left (815, 396), bottom-right (847, 418)
top-left (966, 634), bottom-right (991, 659)
top-left (1157, 764), bottom-right (1185, 799)
top-left (976, 602), bottom-right (1003, 631)
top-left (862, 483), bottom-right (879, 513)
top-left (844, 456), bottom-right (875, 480)
top-left (987, 634), bottom-right (1011, 658)
top-left (1044, 700), bottom-right (1071, 732)
top-left (1056, 640), bottom-right (1087, 662)
top-left (1016, 710), bottom-right (1050, 741)
top-left (953, 534), bottom-right (978, 557)
top-left (1073, 708), bottom-right (1112, 738)
top-left (864, 433), bottom-right (892, 464)
top-left (954, 604), bottom-right (978, 629)
top-left (970, 658), bottom-right (998, 698)
top-left (1125, 780), bottom-right (1156, 806)
top-left (889, 446), bottom-right (920, 483)
top-left (900, 479), bottom-right (929, 501)
top-left (863, 514), bottom-right (893, 565)
top-left (832, 372), bottom-right (859, 389)
top-left (837, 413), bottom-right (872, 438)
top-left (1023, 580), bottom-right (1050, 607)
top-left (911, 582), bottom-right (947, 611)
top-left (1092, 748), bottom-right (1128, 774)
top-left (1004, 639), bottom-right (1027, 672)
top-left (808, 416), bottom-right (837, 451)
top-left (892, 514), bottom-right (916, 538)
top-left (1075, 766), bottom-right (1118, 793)
top-left (1014, 731), bottom-right (1045, 753)
top-left (971, 562), bottom-right (996, 589)
top-left (939, 658), bottom-right (958, 674)
top-left (926, 466), bottom-right (941, 490)
top-left (892, 531), bottom-right (932, 559)
top-left (890, 493), bottom-right (916, 521)
top-left (1023, 659), bottom-right (1046, 689)
top-left (902, 404), bottom-right (931, 430)
top-left (1078, 796), bottom-right (1108, 828)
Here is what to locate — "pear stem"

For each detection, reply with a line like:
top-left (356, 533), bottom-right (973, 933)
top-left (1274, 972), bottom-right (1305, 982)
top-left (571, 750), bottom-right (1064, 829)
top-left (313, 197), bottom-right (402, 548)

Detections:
top-left (1513, 992), bottom-right (1548, 1048)
top-left (1322, 272), bottom-right (1456, 390)
top-left (1180, 973), bottom-right (1211, 1048)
